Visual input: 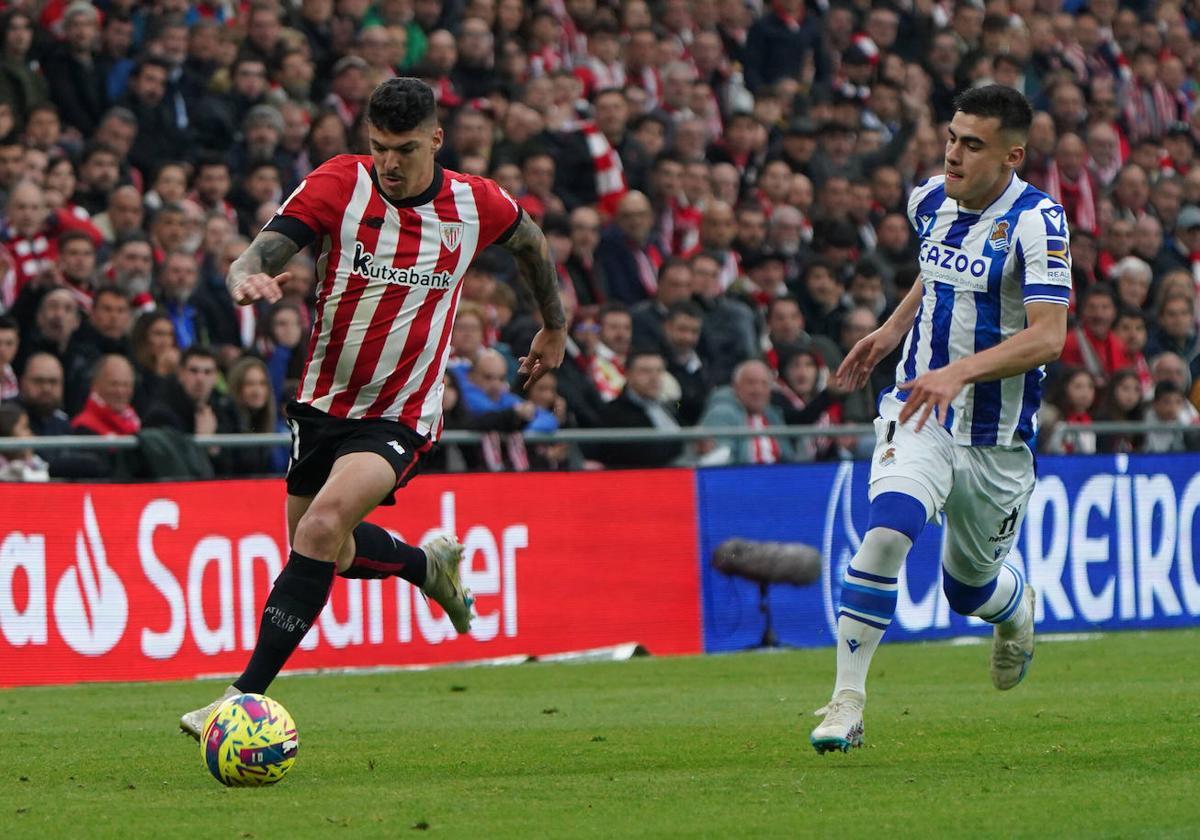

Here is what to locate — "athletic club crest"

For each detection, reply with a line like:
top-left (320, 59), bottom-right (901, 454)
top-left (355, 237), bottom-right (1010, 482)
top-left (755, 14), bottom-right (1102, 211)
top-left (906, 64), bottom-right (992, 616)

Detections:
top-left (988, 219), bottom-right (1010, 252)
top-left (439, 222), bottom-right (464, 251)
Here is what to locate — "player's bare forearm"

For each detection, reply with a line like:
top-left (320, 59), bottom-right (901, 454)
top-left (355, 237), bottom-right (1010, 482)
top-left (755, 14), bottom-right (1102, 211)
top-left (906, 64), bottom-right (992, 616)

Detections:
top-left (226, 231), bottom-right (300, 295)
top-left (954, 302), bottom-right (1068, 384)
top-left (226, 231), bottom-right (300, 305)
top-left (882, 278), bottom-right (924, 341)
top-left (501, 213), bottom-right (567, 330)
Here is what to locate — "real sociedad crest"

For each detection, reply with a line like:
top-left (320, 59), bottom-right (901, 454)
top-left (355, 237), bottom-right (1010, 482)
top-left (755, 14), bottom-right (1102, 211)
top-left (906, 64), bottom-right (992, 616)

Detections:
top-left (988, 219), bottom-right (1010, 252)
top-left (440, 222), bottom-right (464, 251)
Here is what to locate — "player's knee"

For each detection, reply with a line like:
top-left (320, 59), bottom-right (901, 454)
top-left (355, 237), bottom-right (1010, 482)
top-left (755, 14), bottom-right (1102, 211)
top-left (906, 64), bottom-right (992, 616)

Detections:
top-left (941, 567), bottom-right (997, 615)
top-left (856, 527), bottom-right (912, 570)
top-left (867, 491), bottom-right (928, 544)
top-left (293, 506), bottom-right (354, 558)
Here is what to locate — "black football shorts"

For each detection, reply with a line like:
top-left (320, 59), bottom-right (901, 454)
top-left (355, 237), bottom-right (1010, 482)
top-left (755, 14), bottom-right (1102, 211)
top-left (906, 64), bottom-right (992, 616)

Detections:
top-left (284, 400), bottom-right (428, 506)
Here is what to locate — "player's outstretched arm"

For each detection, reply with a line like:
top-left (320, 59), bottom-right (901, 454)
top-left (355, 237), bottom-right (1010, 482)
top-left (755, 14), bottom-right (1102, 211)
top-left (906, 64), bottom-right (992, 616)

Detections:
top-left (226, 231), bottom-right (301, 306)
top-left (898, 301), bottom-right (1067, 431)
top-left (500, 212), bottom-right (568, 389)
top-left (835, 278), bottom-right (924, 391)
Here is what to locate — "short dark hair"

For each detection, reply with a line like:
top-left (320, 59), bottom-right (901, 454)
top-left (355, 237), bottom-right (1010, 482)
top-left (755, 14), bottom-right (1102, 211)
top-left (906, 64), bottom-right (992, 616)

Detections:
top-left (952, 84), bottom-right (1033, 138)
top-left (56, 228), bottom-right (95, 251)
top-left (81, 141), bottom-right (120, 164)
top-left (114, 231), bottom-right (152, 251)
top-left (598, 301), bottom-right (630, 323)
top-left (1154, 380), bottom-right (1184, 401)
top-left (1081, 282), bottom-right (1117, 308)
top-left (766, 295), bottom-right (802, 320)
top-left (180, 345), bottom-right (217, 367)
top-left (0, 314), bottom-right (17, 333)
top-left (657, 257), bottom-right (690, 281)
top-left (133, 56), bottom-right (171, 78)
top-left (625, 349), bottom-right (663, 370)
top-left (367, 77), bottom-right (437, 134)
top-left (1115, 307), bottom-right (1147, 326)
top-left (93, 286), bottom-right (129, 308)
top-left (665, 300), bottom-right (703, 322)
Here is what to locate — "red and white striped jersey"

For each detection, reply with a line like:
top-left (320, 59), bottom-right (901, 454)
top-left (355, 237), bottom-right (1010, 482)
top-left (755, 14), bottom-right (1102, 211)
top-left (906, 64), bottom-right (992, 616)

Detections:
top-left (264, 156), bottom-right (521, 438)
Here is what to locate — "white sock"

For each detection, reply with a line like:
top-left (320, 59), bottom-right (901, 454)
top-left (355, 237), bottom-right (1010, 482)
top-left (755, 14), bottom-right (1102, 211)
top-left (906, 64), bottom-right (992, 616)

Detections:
top-left (974, 562), bottom-right (1028, 635)
top-left (833, 528), bottom-right (911, 698)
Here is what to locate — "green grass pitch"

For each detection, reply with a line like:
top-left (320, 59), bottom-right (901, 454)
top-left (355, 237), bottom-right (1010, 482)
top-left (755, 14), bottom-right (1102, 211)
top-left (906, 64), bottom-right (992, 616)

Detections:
top-left (2, 629), bottom-right (1198, 839)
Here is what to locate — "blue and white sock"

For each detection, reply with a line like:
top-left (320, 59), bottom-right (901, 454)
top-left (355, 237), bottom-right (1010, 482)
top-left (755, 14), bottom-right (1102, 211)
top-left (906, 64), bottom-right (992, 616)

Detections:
top-left (834, 528), bottom-right (909, 697)
top-left (942, 562), bottom-right (1029, 635)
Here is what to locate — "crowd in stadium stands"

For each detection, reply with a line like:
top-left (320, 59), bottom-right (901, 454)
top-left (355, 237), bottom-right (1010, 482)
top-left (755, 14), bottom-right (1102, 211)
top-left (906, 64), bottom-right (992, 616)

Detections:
top-left (2, 0), bottom-right (1200, 480)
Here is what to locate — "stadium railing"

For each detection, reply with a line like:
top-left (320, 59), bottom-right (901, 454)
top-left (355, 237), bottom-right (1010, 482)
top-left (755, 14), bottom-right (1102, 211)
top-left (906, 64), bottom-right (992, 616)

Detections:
top-left (0, 421), bottom-right (1185, 453)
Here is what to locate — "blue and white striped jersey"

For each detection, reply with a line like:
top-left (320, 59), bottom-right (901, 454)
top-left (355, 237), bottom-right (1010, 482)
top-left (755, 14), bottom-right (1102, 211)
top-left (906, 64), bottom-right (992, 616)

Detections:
top-left (888, 173), bottom-right (1072, 447)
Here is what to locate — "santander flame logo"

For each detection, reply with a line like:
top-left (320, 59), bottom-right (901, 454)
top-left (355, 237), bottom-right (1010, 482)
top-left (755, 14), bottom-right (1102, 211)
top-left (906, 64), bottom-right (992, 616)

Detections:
top-left (53, 494), bottom-right (127, 655)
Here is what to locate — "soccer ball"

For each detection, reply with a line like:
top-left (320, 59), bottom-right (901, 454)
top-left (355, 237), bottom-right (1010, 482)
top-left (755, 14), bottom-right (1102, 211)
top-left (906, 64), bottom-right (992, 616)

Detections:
top-left (201, 693), bottom-right (298, 787)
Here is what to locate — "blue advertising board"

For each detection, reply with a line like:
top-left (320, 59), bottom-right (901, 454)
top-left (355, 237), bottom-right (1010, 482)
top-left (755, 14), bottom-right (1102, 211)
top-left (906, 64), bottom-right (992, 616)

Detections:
top-left (696, 453), bottom-right (1200, 652)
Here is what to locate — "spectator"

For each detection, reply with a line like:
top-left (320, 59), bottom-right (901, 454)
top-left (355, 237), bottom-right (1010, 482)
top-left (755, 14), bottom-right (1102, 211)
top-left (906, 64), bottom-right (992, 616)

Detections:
top-left (0, 314), bottom-right (16, 399)
top-left (155, 250), bottom-right (214, 350)
top-left (461, 348), bottom-right (557, 471)
top-left (1029, 133), bottom-right (1099, 235)
top-left (16, 288), bottom-right (82, 373)
top-left (121, 58), bottom-right (189, 180)
top-left (631, 258), bottom-right (693, 357)
top-left (1144, 381), bottom-right (1198, 453)
top-left (259, 302), bottom-right (307, 403)
top-left (1041, 368), bottom-right (1098, 455)
top-left (524, 371), bottom-right (576, 471)
top-left (92, 185), bottom-right (145, 245)
top-left (661, 301), bottom-right (709, 427)
top-left (684, 200), bottom-right (739, 291)
top-left (41, 2), bottom-right (108, 137)
top-left (73, 143), bottom-right (125, 217)
top-left (0, 10), bottom-right (50, 126)
top-left (106, 232), bottom-right (157, 312)
top-left (797, 259), bottom-right (850, 341)
top-left (1059, 284), bottom-right (1131, 385)
top-left (1, 180), bottom-right (101, 305)
top-left (227, 355), bottom-right (287, 476)
top-left (771, 347), bottom-right (841, 461)
top-left (742, 0), bottom-right (824, 94)
top-left (698, 359), bottom-right (794, 465)
top-left (143, 345), bottom-right (239, 474)
top-left (565, 206), bottom-right (607, 307)
top-left (65, 286), bottom-right (133, 414)
top-left (593, 350), bottom-right (683, 469)
top-left (689, 250), bottom-right (756, 386)
top-left (1112, 257), bottom-right (1153, 315)
top-left (0, 402), bottom-right (49, 482)
top-left (761, 295), bottom-right (841, 376)
top-left (1113, 308), bottom-right (1154, 400)
top-left (1095, 369), bottom-right (1146, 454)
top-left (595, 191), bottom-right (665, 305)
top-left (1147, 292), bottom-right (1199, 363)
top-left (70, 354), bottom-right (140, 437)
top-left (589, 301), bottom-right (632, 402)
top-left (131, 310), bottom-right (179, 412)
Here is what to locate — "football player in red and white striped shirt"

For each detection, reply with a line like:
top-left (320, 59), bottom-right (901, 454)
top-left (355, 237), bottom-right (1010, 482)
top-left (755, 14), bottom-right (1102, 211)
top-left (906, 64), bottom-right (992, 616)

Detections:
top-left (181, 79), bottom-right (567, 737)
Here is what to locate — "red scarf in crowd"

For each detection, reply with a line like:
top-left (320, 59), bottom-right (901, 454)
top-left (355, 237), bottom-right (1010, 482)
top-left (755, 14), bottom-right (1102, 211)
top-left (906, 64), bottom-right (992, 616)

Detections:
top-left (1044, 161), bottom-right (1097, 234)
top-left (71, 392), bottom-right (142, 436)
top-left (578, 122), bottom-right (628, 217)
top-left (748, 413), bottom-right (781, 464)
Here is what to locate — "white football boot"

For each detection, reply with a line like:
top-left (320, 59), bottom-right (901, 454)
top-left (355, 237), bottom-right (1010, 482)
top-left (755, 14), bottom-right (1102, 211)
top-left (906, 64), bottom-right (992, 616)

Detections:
top-left (180, 685), bottom-right (239, 740)
top-left (420, 535), bottom-right (475, 634)
top-left (991, 584), bottom-right (1037, 690)
top-left (810, 689), bottom-right (865, 754)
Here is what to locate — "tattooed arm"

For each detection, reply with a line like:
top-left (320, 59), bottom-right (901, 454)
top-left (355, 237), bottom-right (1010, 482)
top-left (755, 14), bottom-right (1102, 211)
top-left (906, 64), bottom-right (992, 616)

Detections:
top-left (500, 212), bottom-right (568, 387)
top-left (225, 230), bottom-right (301, 306)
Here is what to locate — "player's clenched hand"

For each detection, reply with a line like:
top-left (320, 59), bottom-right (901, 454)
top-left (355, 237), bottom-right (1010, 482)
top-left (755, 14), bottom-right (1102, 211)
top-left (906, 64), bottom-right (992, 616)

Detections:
top-left (897, 365), bottom-right (966, 432)
top-left (835, 327), bottom-right (903, 391)
top-left (519, 326), bottom-right (567, 391)
top-left (231, 271), bottom-right (291, 306)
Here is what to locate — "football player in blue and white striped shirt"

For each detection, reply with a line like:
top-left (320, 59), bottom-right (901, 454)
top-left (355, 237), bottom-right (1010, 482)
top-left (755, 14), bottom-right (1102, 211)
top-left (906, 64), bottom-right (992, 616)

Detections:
top-left (811, 86), bottom-right (1071, 754)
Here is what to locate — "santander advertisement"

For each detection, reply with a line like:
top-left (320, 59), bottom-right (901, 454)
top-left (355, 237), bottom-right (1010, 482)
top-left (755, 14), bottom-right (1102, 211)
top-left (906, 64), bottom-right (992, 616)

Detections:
top-left (0, 472), bottom-right (702, 687)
